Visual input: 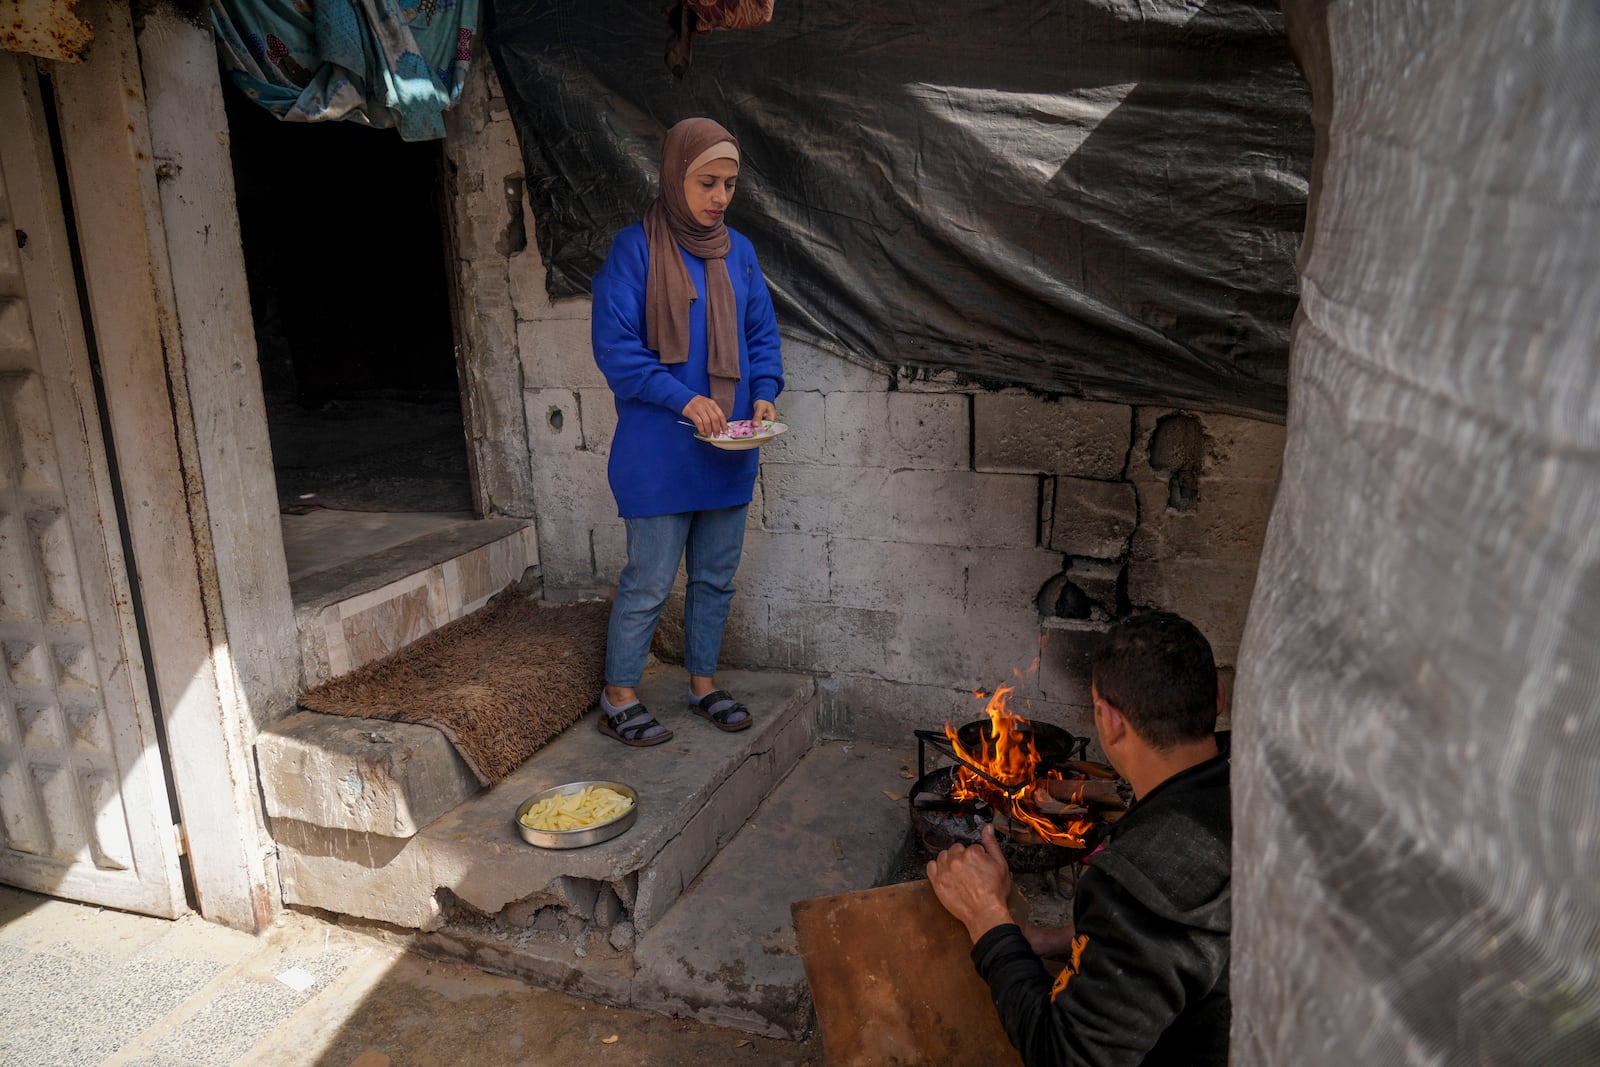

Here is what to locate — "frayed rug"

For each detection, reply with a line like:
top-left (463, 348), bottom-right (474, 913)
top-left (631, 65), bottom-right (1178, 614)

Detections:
top-left (299, 590), bottom-right (609, 787)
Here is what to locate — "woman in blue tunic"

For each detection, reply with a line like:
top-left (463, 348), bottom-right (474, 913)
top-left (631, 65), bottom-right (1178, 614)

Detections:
top-left (590, 117), bottom-right (784, 747)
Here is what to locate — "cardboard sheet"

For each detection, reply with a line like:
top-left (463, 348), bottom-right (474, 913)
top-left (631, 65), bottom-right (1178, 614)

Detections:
top-left (791, 880), bottom-right (1023, 1067)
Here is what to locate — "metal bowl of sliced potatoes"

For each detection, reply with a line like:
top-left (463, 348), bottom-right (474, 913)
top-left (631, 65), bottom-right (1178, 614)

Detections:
top-left (515, 780), bottom-right (638, 849)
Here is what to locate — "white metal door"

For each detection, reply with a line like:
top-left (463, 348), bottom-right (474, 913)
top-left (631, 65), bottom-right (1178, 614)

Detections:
top-left (0, 54), bottom-right (185, 917)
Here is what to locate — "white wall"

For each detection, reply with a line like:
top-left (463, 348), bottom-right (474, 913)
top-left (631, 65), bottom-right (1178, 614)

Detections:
top-left (446, 63), bottom-right (1285, 748)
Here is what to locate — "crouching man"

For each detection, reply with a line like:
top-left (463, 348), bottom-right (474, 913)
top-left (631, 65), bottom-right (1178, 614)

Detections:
top-left (927, 612), bottom-right (1231, 1066)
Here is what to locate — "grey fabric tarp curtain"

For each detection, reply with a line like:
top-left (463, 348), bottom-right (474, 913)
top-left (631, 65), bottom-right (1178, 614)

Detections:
top-left (485, 0), bottom-right (1311, 420)
top-left (1234, 2), bottom-right (1600, 1062)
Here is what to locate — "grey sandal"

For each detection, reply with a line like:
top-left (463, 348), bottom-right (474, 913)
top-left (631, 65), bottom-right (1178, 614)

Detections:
top-left (597, 694), bottom-right (673, 747)
top-left (688, 689), bottom-right (752, 732)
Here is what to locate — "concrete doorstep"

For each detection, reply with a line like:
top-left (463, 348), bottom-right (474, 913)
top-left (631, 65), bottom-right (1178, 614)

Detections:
top-left (632, 738), bottom-right (913, 1036)
top-left (262, 665), bottom-right (918, 1037)
top-left (410, 738), bottom-right (912, 1038)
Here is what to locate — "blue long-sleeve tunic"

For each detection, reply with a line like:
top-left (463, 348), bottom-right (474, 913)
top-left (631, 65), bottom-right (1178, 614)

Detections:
top-left (591, 222), bottom-right (784, 518)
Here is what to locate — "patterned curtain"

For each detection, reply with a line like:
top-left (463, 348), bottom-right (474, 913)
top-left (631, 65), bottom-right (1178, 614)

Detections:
top-left (212, 0), bottom-right (480, 141)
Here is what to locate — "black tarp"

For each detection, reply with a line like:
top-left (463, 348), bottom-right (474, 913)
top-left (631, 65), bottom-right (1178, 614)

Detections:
top-left (486, 0), bottom-right (1311, 420)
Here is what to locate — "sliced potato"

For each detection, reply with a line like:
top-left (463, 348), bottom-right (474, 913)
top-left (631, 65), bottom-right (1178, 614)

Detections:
top-left (520, 785), bottom-right (634, 831)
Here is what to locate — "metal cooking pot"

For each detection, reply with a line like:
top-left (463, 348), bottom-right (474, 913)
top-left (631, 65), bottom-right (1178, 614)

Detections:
top-left (953, 718), bottom-right (1089, 774)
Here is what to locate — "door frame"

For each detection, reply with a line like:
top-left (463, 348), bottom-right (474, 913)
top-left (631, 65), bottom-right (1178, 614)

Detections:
top-left (39, 0), bottom-right (297, 932)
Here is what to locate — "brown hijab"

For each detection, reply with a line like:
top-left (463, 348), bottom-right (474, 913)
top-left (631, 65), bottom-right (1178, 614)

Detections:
top-left (644, 117), bottom-right (742, 416)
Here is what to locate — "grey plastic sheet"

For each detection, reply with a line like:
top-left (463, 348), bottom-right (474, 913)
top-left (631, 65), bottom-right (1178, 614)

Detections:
top-left (485, 0), bottom-right (1310, 419)
top-left (1234, 2), bottom-right (1600, 1062)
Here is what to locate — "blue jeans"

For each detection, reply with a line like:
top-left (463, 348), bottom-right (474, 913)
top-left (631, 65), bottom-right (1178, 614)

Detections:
top-left (605, 505), bottom-right (748, 687)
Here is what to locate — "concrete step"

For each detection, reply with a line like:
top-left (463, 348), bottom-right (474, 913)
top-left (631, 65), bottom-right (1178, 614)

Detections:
top-left (276, 668), bottom-right (816, 939)
top-left (289, 516), bottom-right (539, 686)
top-left (631, 739), bottom-right (913, 1037)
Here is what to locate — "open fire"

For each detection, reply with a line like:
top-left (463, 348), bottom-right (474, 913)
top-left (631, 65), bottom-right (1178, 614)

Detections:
top-left (910, 680), bottom-right (1127, 872)
top-left (944, 683), bottom-right (1096, 847)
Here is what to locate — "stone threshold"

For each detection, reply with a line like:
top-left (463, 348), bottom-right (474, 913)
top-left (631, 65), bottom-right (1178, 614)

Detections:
top-left (287, 516), bottom-right (540, 687)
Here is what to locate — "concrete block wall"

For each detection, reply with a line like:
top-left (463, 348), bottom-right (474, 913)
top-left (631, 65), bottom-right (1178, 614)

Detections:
top-left (445, 65), bottom-right (1286, 748)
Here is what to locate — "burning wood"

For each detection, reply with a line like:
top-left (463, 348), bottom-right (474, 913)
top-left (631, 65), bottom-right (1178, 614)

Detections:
top-left (939, 684), bottom-right (1098, 849)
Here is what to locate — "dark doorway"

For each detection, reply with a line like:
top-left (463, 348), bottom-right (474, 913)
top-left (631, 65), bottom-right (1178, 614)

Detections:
top-left (222, 82), bottom-right (473, 515)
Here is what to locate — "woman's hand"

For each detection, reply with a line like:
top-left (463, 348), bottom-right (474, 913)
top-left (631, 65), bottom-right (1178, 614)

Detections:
top-left (682, 395), bottom-right (728, 437)
top-left (752, 399), bottom-right (778, 424)
top-left (926, 824), bottom-right (1015, 944)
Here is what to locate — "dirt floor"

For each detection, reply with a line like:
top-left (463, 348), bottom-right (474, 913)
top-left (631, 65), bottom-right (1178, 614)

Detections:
top-left (0, 886), bottom-right (820, 1066)
top-left (267, 389), bottom-right (473, 514)
top-left (293, 949), bottom-right (823, 1067)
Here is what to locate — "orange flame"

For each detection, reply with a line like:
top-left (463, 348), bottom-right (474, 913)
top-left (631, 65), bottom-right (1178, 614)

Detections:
top-left (943, 682), bottom-right (1094, 847)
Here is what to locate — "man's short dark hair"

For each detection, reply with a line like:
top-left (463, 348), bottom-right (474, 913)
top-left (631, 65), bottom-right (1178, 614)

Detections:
top-left (1091, 612), bottom-right (1218, 749)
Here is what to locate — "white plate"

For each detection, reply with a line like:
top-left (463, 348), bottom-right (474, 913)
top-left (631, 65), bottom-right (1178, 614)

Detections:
top-left (695, 419), bottom-right (788, 451)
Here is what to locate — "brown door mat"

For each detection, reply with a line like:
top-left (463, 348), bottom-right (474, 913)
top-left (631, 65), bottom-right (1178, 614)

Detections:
top-left (300, 590), bottom-right (609, 787)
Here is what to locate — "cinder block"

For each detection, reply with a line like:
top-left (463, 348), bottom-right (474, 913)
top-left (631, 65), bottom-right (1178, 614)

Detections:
top-left (271, 818), bottom-right (444, 930)
top-left (256, 712), bottom-right (480, 837)
top-left (524, 447), bottom-right (615, 589)
top-left (523, 387), bottom-right (582, 454)
top-left (818, 674), bottom-right (1096, 754)
top-left (757, 462), bottom-right (837, 533)
top-left (1183, 409), bottom-right (1288, 474)
top-left (1125, 558), bottom-right (1260, 667)
top-left (760, 389), bottom-right (823, 464)
top-left (509, 249), bottom-right (592, 323)
top-left (1035, 621), bottom-right (1106, 705)
top-left (717, 594), bottom-right (769, 667)
top-left (824, 392), bottom-right (968, 470)
top-left (764, 601), bottom-right (898, 676)
top-left (1128, 407), bottom-right (1284, 545)
top-left (1036, 558), bottom-right (1122, 622)
top-left (1051, 477), bottom-right (1138, 558)
top-left (517, 316), bottom-right (608, 390)
top-left (745, 475), bottom-right (765, 529)
top-left (591, 522), bottom-right (627, 580)
top-left (827, 538), bottom-right (969, 615)
top-left (974, 393), bottom-right (1132, 479)
top-left (963, 547), bottom-right (1070, 618)
top-left (576, 387), bottom-right (617, 455)
top-left (881, 611), bottom-right (1052, 690)
top-left (445, 93), bottom-right (525, 256)
top-left (1129, 474), bottom-right (1279, 563)
top-left (780, 336), bottom-right (889, 393)
top-left (507, 245), bottom-right (551, 322)
top-left (738, 530), bottom-right (830, 603)
top-left (832, 468), bottom-right (1039, 548)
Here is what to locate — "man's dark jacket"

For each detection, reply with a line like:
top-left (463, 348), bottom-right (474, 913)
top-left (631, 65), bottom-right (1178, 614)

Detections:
top-left (971, 753), bottom-right (1231, 1066)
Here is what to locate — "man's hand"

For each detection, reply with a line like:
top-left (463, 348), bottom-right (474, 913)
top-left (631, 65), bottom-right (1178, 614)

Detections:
top-left (752, 399), bottom-right (778, 424)
top-left (682, 395), bottom-right (727, 437)
top-left (926, 825), bottom-right (1015, 944)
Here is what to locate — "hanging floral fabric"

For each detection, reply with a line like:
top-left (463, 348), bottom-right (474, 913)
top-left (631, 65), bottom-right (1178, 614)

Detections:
top-left (212, 0), bottom-right (480, 141)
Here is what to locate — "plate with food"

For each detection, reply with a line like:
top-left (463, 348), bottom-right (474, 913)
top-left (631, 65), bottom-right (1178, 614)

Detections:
top-left (516, 780), bottom-right (638, 849)
top-left (694, 418), bottom-right (788, 451)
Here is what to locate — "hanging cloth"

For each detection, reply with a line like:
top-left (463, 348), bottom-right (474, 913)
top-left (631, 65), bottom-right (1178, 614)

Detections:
top-left (664, 0), bottom-right (774, 77)
top-left (211, 0), bottom-right (480, 142)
